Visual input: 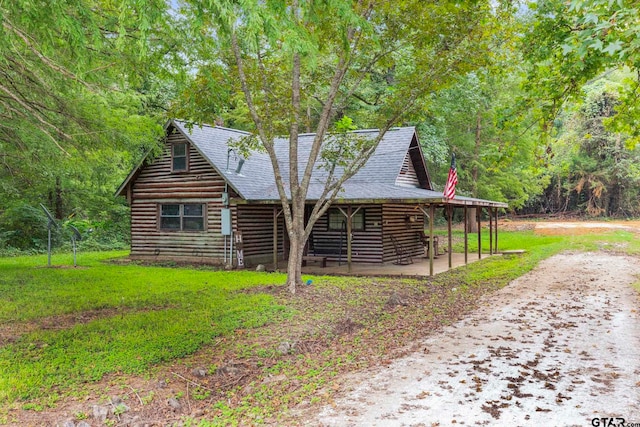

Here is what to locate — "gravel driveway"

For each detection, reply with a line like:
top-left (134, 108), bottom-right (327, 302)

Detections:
top-left (312, 252), bottom-right (640, 427)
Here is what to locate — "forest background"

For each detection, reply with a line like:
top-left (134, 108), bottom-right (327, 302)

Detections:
top-left (1, 0), bottom-right (640, 254)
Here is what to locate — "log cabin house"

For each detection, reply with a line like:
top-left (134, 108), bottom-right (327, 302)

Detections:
top-left (117, 119), bottom-right (507, 271)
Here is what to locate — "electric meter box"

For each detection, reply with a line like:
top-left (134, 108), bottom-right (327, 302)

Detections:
top-left (221, 208), bottom-right (232, 235)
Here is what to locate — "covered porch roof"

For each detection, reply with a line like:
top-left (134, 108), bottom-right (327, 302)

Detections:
top-left (232, 183), bottom-right (509, 208)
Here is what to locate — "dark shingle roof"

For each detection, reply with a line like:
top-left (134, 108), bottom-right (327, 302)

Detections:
top-left (173, 122), bottom-right (275, 199)
top-left (172, 121), bottom-right (428, 201)
top-left (118, 119), bottom-right (507, 208)
top-left (271, 127), bottom-right (417, 185)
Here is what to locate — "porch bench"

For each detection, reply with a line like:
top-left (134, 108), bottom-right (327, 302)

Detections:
top-left (302, 255), bottom-right (328, 268)
top-left (311, 244), bottom-right (347, 256)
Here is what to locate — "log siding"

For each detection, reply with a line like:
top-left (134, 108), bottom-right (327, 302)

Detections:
top-left (128, 129), bottom-right (238, 264)
top-left (381, 204), bottom-right (425, 263)
top-left (395, 151), bottom-right (420, 187)
top-left (236, 204), bottom-right (285, 266)
top-left (308, 205), bottom-right (383, 263)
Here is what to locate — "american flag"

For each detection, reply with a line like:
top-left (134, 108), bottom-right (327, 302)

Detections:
top-left (443, 153), bottom-right (458, 199)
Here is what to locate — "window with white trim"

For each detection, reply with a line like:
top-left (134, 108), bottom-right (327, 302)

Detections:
top-left (160, 204), bottom-right (205, 231)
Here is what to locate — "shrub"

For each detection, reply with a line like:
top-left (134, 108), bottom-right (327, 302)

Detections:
top-left (0, 204), bottom-right (60, 252)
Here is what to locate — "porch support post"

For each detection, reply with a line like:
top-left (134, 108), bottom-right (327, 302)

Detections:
top-left (477, 206), bottom-right (482, 260)
top-left (447, 204), bottom-right (453, 269)
top-left (337, 206), bottom-right (361, 274)
top-left (464, 205), bottom-right (468, 265)
top-left (494, 208), bottom-right (499, 253)
top-left (429, 204), bottom-right (435, 276)
top-left (489, 206), bottom-right (494, 255)
top-left (347, 205), bottom-right (353, 273)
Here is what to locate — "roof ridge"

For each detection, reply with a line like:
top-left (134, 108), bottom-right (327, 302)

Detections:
top-left (173, 119), bottom-right (253, 136)
top-left (295, 126), bottom-right (412, 138)
top-left (174, 119), bottom-right (414, 138)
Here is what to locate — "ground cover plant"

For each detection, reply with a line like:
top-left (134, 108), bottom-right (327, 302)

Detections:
top-left (0, 225), bottom-right (638, 425)
top-left (0, 253), bottom-right (290, 405)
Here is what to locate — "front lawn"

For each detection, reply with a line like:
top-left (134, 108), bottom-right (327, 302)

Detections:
top-left (0, 252), bottom-right (290, 403)
top-left (0, 227), bottom-right (638, 425)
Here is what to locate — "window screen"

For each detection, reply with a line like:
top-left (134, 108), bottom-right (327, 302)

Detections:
top-left (328, 208), bottom-right (365, 231)
top-left (160, 204), bottom-right (205, 231)
top-left (172, 143), bottom-right (188, 171)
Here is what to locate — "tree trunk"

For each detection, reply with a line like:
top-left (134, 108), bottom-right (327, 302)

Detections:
top-left (286, 197), bottom-right (306, 293)
top-left (286, 239), bottom-right (303, 294)
top-left (466, 110), bottom-right (482, 233)
top-left (472, 111), bottom-right (481, 198)
top-left (55, 176), bottom-right (63, 219)
top-left (466, 207), bottom-right (478, 233)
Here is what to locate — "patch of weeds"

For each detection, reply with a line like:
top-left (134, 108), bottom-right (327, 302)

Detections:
top-left (113, 403), bottom-right (128, 416)
top-left (265, 360), bottom-right (291, 375)
top-left (254, 347), bottom-right (276, 358)
top-left (44, 392), bottom-right (60, 408)
top-left (209, 401), bottom-right (240, 426)
top-left (191, 387), bottom-right (211, 401)
top-left (141, 391), bottom-right (155, 405)
top-left (21, 402), bottom-right (43, 412)
top-left (74, 411), bottom-right (88, 420)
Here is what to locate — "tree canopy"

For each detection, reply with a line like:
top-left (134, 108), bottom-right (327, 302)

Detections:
top-left (0, 0), bottom-right (181, 249)
top-left (525, 71), bottom-right (640, 217)
top-left (172, 0), bottom-right (508, 290)
top-left (522, 0), bottom-right (640, 145)
top-left (2, 0), bottom-right (640, 274)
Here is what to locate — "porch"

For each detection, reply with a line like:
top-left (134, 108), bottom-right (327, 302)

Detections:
top-left (290, 251), bottom-right (494, 277)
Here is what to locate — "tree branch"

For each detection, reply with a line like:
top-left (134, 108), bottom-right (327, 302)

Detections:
top-left (2, 19), bottom-right (93, 91)
top-left (0, 89), bottom-right (70, 154)
top-left (230, 30), bottom-right (293, 228)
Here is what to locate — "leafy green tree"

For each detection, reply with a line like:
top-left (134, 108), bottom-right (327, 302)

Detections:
top-left (528, 74), bottom-right (640, 216)
top-left (419, 63), bottom-right (548, 212)
top-left (176, 0), bottom-right (507, 292)
top-left (522, 0), bottom-right (640, 145)
top-left (0, 0), bottom-right (175, 150)
top-left (0, 1), bottom-right (182, 250)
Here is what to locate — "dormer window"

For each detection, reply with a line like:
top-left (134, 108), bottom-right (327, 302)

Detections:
top-left (172, 143), bottom-right (188, 172)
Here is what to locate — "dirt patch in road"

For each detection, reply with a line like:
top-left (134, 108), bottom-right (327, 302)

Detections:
top-left (308, 252), bottom-right (640, 426)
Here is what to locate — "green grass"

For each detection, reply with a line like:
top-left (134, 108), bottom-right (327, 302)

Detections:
top-left (1, 227), bottom-right (639, 421)
top-left (448, 228), bottom-right (640, 288)
top-left (449, 228), bottom-right (640, 255)
top-left (0, 252), bottom-right (285, 322)
top-left (0, 251), bottom-right (291, 402)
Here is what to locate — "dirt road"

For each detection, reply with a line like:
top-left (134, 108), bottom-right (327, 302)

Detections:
top-left (311, 252), bottom-right (640, 426)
